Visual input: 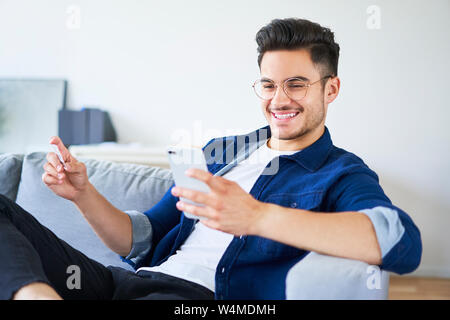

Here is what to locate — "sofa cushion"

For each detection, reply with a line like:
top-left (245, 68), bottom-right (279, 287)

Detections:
top-left (0, 153), bottom-right (24, 201)
top-left (15, 152), bottom-right (173, 270)
top-left (285, 252), bottom-right (390, 299)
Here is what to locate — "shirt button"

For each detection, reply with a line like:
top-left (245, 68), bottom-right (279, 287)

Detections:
top-left (290, 202), bottom-right (297, 208)
top-left (221, 267), bottom-right (225, 273)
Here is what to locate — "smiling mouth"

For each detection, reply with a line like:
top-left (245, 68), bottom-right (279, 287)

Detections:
top-left (271, 111), bottom-right (300, 121)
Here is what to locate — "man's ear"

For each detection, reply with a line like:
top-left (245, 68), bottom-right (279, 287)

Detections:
top-left (325, 76), bottom-right (340, 104)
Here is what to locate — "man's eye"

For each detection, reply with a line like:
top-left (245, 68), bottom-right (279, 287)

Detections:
top-left (263, 85), bottom-right (275, 89)
top-left (288, 82), bottom-right (307, 88)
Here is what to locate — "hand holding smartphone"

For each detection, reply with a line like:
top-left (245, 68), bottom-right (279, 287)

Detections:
top-left (167, 146), bottom-right (210, 220)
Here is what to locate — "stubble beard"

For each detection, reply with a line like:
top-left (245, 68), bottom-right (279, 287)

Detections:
top-left (269, 101), bottom-right (326, 141)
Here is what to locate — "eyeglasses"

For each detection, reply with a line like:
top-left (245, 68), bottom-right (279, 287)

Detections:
top-left (252, 75), bottom-right (333, 101)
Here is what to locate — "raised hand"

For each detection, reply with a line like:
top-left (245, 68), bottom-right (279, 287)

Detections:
top-left (42, 136), bottom-right (90, 202)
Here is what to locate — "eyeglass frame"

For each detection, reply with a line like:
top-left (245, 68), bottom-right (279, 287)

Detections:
top-left (252, 75), bottom-right (334, 101)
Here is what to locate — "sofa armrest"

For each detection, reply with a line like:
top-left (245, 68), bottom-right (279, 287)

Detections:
top-left (285, 252), bottom-right (389, 300)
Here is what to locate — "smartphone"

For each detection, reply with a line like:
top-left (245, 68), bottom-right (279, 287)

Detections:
top-left (167, 146), bottom-right (210, 220)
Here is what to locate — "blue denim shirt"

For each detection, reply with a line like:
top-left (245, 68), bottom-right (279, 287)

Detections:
top-left (122, 125), bottom-right (422, 300)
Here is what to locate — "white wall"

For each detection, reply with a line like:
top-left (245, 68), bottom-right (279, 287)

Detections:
top-left (0, 0), bottom-right (449, 277)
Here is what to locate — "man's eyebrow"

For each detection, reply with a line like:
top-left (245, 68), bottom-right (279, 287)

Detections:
top-left (288, 75), bottom-right (310, 81)
top-left (260, 75), bottom-right (311, 82)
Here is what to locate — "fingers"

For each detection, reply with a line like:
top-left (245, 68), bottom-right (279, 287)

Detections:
top-left (49, 136), bottom-right (72, 163)
top-left (185, 168), bottom-right (226, 191)
top-left (176, 201), bottom-right (215, 220)
top-left (42, 172), bottom-right (63, 186)
top-left (43, 162), bottom-right (65, 180)
top-left (171, 186), bottom-right (223, 210)
top-left (46, 152), bottom-right (65, 173)
top-left (64, 160), bottom-right (85, 174)
top-left (47, 136), bottom-right (85, 173)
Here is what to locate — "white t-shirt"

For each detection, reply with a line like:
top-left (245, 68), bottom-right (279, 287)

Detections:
top-left (136, 139), bottom-right (300, 291)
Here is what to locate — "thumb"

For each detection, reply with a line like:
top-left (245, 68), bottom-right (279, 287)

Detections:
top-left (64, 158), bottom-right (84, 174)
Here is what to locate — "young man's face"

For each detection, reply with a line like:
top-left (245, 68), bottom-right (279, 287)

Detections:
top-left (259, 49), bottom-right (336, 144)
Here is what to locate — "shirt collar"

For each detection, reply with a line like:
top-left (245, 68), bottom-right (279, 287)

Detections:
top-left (255, 124), bottom-right (333, 172)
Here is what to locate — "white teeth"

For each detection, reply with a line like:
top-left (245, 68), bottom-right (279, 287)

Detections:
top-left (273, 112), bottom-right (297, 119)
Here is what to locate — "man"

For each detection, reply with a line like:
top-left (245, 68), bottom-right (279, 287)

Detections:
top-left (0, 18), bottom-right (421, 300)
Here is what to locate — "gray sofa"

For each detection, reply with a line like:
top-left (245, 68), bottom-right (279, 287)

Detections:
top-left (0, 152), bottom-right (390, 299)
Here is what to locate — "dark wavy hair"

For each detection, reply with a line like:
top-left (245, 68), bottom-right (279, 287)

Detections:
top-left (256, 18), bottom-right (340, 79)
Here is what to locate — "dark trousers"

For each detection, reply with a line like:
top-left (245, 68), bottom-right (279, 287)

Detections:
top-left (0, 194), bottom-right (214, 300)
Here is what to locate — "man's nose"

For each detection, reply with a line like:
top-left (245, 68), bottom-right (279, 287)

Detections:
top-left (271, 85), bottom-right (291, 107)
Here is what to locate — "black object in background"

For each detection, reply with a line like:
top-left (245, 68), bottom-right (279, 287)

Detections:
top-left (58, 108), bottom-right (117, 147)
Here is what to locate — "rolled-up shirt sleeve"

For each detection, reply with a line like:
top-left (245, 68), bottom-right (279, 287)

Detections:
top-left (358, 206), bottom-right (405, 258)
top-left (121, 210), bottom-right (153, 267)
top-left (332, 170), bottom-right (422, 274)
